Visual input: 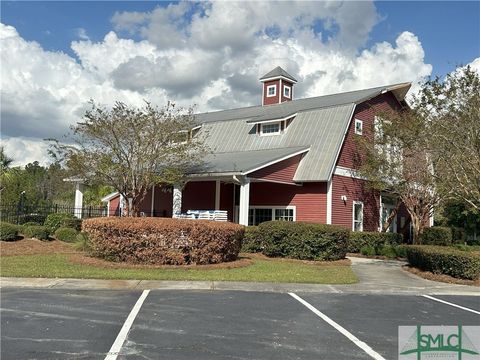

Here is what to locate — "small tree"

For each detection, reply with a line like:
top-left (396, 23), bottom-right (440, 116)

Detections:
top-left (417, 66), bottom-right (480, 210)
top-left (50, 101), bottom-right (208, 216)
top-left (359, 108), bottom-right (442, 243)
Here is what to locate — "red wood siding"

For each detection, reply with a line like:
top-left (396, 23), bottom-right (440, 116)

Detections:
top-left (182, 181), bottom-right (216, 212)
top-left (153, 186), bottom-right (173, 217)
top-left (220, 183), bottom-right (235, 221)
top-left (336, 92), bottom-right (403, 169)
top-left (180, 181), bottom-right (235, 220)
top-left (263, 80), bottom-right (280, 105)
top-left (249, 182), bottom-right (327, 223)
top-left (248, 154), bottom-right (302, 184)
top-left (332, 174), bottom-right (380, 231)
top-left (108, 196), bottom-right (120, 216)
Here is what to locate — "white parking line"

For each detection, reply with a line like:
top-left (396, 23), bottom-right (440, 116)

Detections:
top-left (422, 295), bottom-right (480, 315)
top-left (105, 290), bottom-right (150, 360)
top-left (289, 293), bottom-right (385, 360)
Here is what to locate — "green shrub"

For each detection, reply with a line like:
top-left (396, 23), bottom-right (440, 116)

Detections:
top-left (360, 245), bottom-right (376, 256)
top-left (348, 231), bottom-right (403, 253)
top-left (259, 221), bottom-right (349, 261)
top-left (23, 225), bottom-right (50, 240)
top-left (44, 213), bottom-right (82, 233)
top-left (451, 227), bottom-right (466, 244)
top-left (394, 244), bottom-right (408, 258)
top-left (83, 217), bottom-right (244, 265)
top-left (406, 245), bottom-right (480, 280)
top-left (0, 222), bottom-right (19, 241)
top-left (379, 244), bottom-right (397, 258)
top-left (20, 214), bottom-right (46, 225)
top-left (73, 232), bottom-right (91, 252)
top-left (241, 226), bottom-right (263, 253)
top-left (54, 227), bottom-right (78, 242)
top-left (420, 227), bottom-right (452, 246)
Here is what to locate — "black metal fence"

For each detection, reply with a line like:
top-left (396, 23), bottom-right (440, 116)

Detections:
top-left (0, 204), bottom-right (108, 225)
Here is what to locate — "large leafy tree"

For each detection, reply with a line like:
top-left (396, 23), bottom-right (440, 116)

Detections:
top-left (359, 66), bottom-right (479, 243)
top-left (418, 66), bottom-right (480, 211)
top-left (51, 101), bottom-right (208, 216)
top-left (359, 107), bottom-right (442, 243)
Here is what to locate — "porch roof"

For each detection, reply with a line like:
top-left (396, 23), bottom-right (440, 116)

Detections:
top-left (188, 146), bottom-right (309, 177)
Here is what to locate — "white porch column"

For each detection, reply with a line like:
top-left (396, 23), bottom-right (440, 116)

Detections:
top-left (74, 183), bottom-right (84, 219)
top-left (215, 180), bottom-right (221, 210)
top-left (172, 185), bottom-right (182, 216)
top-left (239, 179), bottom-right (250, 226)
top-left (326, 180), bottom-right (332, 224)
top-left (151, 185), bottom-right (155, 217)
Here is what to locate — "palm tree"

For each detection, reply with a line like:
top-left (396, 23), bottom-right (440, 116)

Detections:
top-left (0, 146), bottom-right (14, 192)
top-left (0, 146), bottom-right (13, 174)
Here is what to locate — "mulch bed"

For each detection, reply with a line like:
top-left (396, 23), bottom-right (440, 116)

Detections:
top-left (347, 253), bottom-right (406, 261)
top-left (246, 252), bottom-right (351, 266)
top-left (1, 239), bottom-right (350, 270)
top-left (0, 238), bottom-right (77, 256)
top-left (68, 253), bottom-right (254, 270)
top-left (402, 265), bottom-right (480, 287)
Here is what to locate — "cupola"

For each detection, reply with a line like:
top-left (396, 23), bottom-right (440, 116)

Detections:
top-left (259, 66), bottom-right (297, 106)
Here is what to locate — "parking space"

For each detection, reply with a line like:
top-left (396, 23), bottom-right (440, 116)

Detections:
top-left (296, 293), bottom-right (480, 359)
top-left (1, 289), bottom-right (141, 360)
top-left (1, 288), bottom-right (479, 360)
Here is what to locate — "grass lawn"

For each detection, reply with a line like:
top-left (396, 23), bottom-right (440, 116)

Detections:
top-left (0, 253), bottom-right (356, 284)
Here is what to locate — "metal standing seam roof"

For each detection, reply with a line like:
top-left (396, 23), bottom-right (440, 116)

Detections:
top-left (188, 146), bottom-right (309, 176)
top-left (194, 83), bottom-right (410, 125)
top-left (259, 66), bottom-right (298, 82)
top-left (192, 83), bottom-right (410, 182)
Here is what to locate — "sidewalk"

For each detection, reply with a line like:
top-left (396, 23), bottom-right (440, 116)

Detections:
top-left (1, 258), bottom-right (478, 295)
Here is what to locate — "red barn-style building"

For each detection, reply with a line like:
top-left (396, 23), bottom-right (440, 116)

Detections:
top-left (102, 67), bottom-right (415, 239)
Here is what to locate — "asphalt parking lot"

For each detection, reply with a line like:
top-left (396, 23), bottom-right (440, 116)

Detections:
top-left (1, 289), bottom-right (479, 360)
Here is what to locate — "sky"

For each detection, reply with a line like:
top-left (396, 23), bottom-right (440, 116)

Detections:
top-left (1, 1), bottom-right (479, 166)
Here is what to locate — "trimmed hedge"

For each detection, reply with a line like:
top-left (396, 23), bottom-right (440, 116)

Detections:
top-left (241, 226), bottom-right (263, 253)
top-left (348, 231), bottom-right (403, 253)
top-left (54, 227), bottom-right (78, 242)
top-left (451, 227), bottom-right (466, 244)
top-left (0, 222), bottom-right (19, 241)
top-left (23, 225), bottom-right (50, 240)
top-left (406, 245), bottom-right (480, 280)
top-left (44, 213), bottom-right (82, 233)
top-left (82, 217), bottom-right (244, 265)
top-left (420, 227), bottom-right (452, 246)
top-left (259, 221), bottom-right (349, 261)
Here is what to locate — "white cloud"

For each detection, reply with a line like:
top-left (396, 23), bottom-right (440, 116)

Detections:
top-left (1, 136), bottom-right (51, 166)
top-left (76, 27), bottom-right (90, 41)
top-left (1, 1), bottom-right (442, 166)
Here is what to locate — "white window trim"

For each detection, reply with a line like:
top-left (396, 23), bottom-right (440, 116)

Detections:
top-left (260, 121), bottom-right (281, 136)
top-left (354, 119), bottom-right (363, 135)
top-left (283, 85), bottom-right (291, 98)
top-left (234, 205), bottom-right (296, 224)
top-left (352, 201), bottom-right (364, 232)
top-left (266, 85), bottom-right (276, 97)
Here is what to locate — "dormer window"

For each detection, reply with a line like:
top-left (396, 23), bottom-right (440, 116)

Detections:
top-left (283, 85), bottom-right (291, 98)
top-left (266, 85), bottom-right (276, 97)
top-left (260, 122), bottom-right (281, 136)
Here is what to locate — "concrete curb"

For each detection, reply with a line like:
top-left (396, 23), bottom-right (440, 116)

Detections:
top-left (1, 277), bottom-right (478, 295)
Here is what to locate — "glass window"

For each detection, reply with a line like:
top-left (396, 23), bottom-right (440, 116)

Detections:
top-left (353, 202), bottom-right (363, 231)
top-left (283, 86), bottom-right (291, 98)
top-left (275, 208), bottom-right (294, 221)
top-left (248, 208), bottom-right (273, 226)
top-left (355, 119), bottom-right (363, 135)
top-left (261, 123), bottom-right (280, 135)
top-left (267, 85), bottom-right (276, 96)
